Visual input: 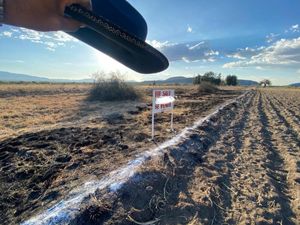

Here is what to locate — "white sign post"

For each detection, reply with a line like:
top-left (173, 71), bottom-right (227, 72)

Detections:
top-left (152, 89), bottom-right (175, 140)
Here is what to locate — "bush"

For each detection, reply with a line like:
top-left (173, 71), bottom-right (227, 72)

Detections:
top-left (88, 72), bottom-right (140, 101)
top-left (198, 82), bottom-right (219, 94)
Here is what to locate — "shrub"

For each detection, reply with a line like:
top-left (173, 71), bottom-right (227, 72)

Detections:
top-left (88, 72), bottom-right (140, 101)
top-left (198, 82), bottom-right (219, 94)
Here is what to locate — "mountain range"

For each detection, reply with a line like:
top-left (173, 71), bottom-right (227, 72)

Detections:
top-left (0, 71), bottom-right (93, 83)
top-left (0, 71), bottom-right (297, 87)
top-left (289, 83), bottom-right (300, 87)
top-left (134, 76), bottom-right (260, 86)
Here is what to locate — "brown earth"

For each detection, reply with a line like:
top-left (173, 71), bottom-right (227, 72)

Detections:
top-left (0, 84), bottom-right (244, 225)
top-left (70, 88), bottom-right (300, 225)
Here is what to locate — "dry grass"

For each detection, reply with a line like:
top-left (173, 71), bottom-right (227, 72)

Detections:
top-left (0, 83), bottom-right (245, 141)
top-left (198, 82), bottom-right (219, 94)
top-left (0, 83), bottom-right (91, 96)
top-left (0, 83), bottom-right (92, 139)
top-left (88, 76), bottom-right (140, 101)
top-left (0, 93), bottom-right (86, 140)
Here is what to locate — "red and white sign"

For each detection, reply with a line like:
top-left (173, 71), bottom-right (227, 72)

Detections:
top-left (153, 90), bottom-right (175, 113)
top-left (152, 89), bottom-right (175, 139)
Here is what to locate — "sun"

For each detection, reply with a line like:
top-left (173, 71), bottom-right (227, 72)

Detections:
top-left (92, 48), bottom-right (129, 73)
top-left (91, 48), bottom-right (144, 82)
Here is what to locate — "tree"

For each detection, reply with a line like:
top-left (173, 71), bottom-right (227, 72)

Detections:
top-left (226, 75), bottom-right (238, 86)
top-left (215, 73), bottom-right (222, 86)
top-left (259, 79), bottom-right (271, 87)
top-left (193, 74), bottom-right (202, 84)
top-left (193, 72), bottom-right (222, 85)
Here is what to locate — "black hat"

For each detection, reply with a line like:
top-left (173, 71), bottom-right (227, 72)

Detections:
top-left (64, 0), bottom-right (169, 74)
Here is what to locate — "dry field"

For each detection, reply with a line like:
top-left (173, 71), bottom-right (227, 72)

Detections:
top-left (0, 83), bottom-right (244, 224)
top-left (70, 88), bottom-right (299, 225)
top-left (1, 84), bottom-right (299, 225)
top-left (65, 88), bottom-right (300, 225)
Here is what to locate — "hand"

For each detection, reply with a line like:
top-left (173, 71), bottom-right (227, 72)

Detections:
top-left (4, 0), bottom-right (91, 31)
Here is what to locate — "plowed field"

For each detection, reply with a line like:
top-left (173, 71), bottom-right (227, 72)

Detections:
top-left (1, 87), bottom-right (299, 225)
top-left (71, 88), bottom-right (299, 225)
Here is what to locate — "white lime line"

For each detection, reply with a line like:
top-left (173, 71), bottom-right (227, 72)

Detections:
top-left (22, 91), bottom-right (249, 225)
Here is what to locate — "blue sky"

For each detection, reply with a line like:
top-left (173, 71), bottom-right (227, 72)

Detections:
top-left (0, 0), bottom-right (300, 84)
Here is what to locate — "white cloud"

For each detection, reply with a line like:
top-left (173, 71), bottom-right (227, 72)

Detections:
top-left (226, 46), bottom-right (264, 60)
top-left (52, 31), bottom-right (78, 42)
top-left (255, 66), bottom-right (264, 70)
top-left (44, 42), bottom-right (58, 51)
top-left (182, 57), bottom-right (191, 63)
top-left (2, 31), bottom-right (13, 37)
top-left (147, 39), bottom-right (220, 64)
top-left (188, 41), bottom-right (205, 50)
top-left (46, 47), bottom-right (55, 52)
top-left (18, 28), bottom-right (44, 41)
top-left (181, 57), bottom-right (202, 63)
top-left (223, 37), bottom-right (300, 69)
top-left (227, 53), bottom-right (246, 60)
top-left (147, 40), bottom-right (177, 50)
top-left (202, 58), bottom-right (216, 63)
top-left (4, 28), bottom-right (78, 51)
top-left (10, 28), bottom-right (20, 33)
top-left (187, 25), bottom-right (193, 33)
top-left (290, 24), bottom-right (299, 33)
top-left (266, 33), bottom-right (280, 43)
top-left (45, 42), bottom-right (56, 48)
top-left (205, 50), bottom-right (219, 56)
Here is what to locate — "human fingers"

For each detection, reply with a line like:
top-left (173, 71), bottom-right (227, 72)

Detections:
top-left (59, 0), bottom-right (91, 15)
top-left (59, 17), bottom-right (82, 32)
top-left (59, 0), bottom-right (92, 31)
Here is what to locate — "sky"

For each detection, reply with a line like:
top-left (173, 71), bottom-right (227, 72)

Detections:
top-left (0, 0), bottom-right (300, 85)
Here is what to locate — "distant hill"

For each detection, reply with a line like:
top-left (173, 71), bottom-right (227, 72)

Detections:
top-left (0, 71), bottom-right (259, 86)
top-left (289, 83), bottom-right (300, 87)
top-left (238, 80), bottom-right (258, 86)
top-left (164, 76), bottom-right (194, 84)
top-left (0, 71), bottom-right (50, 82)
top-left (141, 77), bottom-right (258, 86)
top-left (0, 71), bottom-right (93, 83)
top-left (140, 76), bottom-right (193, 85)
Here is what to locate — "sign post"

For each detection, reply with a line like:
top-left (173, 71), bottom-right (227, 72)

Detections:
top-left (152, 89), bottom-right (175, 140)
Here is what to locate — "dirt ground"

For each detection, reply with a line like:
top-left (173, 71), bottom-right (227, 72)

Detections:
top-left (0, 84), bottom-right (244, 225)
top-left (69, 88), bottom-right (300, 225)
top-left (71, 89), bottom-right (300, 225)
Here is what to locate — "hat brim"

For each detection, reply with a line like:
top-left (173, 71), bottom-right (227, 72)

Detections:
top-left (65, 4), bottom-right (169, 74)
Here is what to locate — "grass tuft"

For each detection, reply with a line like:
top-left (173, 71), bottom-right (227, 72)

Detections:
top-left (198, 82), bottom-right (219, 94)
top-left (88, 72), bottom-right (140, 101)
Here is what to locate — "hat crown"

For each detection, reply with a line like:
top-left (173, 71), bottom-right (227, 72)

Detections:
top-left (91, 0), bottom-right (148, 40)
